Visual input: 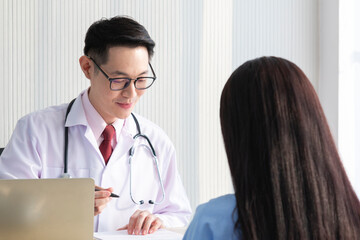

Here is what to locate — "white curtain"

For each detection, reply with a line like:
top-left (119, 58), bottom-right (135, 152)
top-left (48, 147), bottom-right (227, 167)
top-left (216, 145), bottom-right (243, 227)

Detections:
top-left (339, 0), bottom-right (360, 196)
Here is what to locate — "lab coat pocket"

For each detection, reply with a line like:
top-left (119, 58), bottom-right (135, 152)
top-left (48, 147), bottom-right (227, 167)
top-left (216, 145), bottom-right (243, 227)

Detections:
top-left (42, 167), bottom-right (90, 178)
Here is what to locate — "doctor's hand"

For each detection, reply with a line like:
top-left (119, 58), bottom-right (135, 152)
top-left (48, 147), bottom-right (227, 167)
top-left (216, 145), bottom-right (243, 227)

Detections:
top-left (118, 210), bottom-right (164, 235)
top-left (94, 186), bottom-right (114, 216)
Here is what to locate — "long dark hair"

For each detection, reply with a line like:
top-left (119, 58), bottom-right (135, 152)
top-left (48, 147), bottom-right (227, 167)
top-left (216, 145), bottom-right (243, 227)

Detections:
top-left (220, 56), bottom-right (360, 239)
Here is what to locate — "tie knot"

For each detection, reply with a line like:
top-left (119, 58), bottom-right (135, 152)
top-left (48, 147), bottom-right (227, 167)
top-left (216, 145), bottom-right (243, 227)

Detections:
top-left (102, 125), bottom-right (115, 141)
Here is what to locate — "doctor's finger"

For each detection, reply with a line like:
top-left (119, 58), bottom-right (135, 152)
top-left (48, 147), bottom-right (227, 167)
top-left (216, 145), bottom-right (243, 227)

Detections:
top-left (128, 210), bottom-right (150, 235)
top-left (94, 196), bottom-right (111, 207)
top-left (95, 190), bottom-right (111, 199)
top-left (149, 218), bottom-right (163, 234)
top-left (95, 186), bottom-right (114, 192)
top-left (117, 224), bottom-right (128, 231)
top-left (133, 211), bottom-right (152, 235)
top-left (94, 197), bottom-right (112, 216)
top-left (141, 215), bottom-right (156, 235)
top-left (127, 210), bottom-right (142, 234)
top-left (94, 203), bottom-right (108, 216)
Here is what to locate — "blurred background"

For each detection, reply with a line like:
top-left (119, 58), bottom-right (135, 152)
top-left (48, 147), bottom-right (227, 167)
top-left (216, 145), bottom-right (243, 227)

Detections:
top-left (1, 0), bottom-right (359, 212)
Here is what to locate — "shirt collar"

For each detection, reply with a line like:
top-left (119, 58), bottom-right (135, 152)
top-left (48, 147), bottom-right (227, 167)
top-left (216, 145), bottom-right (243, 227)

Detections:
top-left (81, 88), bottom-right (124, 142)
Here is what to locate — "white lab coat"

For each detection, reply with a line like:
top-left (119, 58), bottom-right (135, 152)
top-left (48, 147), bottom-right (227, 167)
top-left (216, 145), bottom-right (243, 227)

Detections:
top-left (0, 94), bottom-right (192, 232)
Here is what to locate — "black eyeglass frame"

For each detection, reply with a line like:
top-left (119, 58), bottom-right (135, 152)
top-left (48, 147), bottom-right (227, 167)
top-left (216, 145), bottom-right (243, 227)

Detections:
top-left (89, 56), bottom-right (157, 91)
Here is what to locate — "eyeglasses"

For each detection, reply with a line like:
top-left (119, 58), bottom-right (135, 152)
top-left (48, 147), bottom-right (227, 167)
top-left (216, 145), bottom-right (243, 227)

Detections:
top-left (89, 57), bottom-right (156, 91)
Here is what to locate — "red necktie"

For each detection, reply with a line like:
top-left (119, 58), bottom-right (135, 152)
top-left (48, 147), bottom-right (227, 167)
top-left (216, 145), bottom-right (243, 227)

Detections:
top-left (99, 125), bottom-right (115, 164)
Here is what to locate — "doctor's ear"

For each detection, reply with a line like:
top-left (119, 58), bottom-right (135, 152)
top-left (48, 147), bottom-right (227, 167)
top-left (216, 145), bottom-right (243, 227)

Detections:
top-left (79, 56), bottom-right (93, 79)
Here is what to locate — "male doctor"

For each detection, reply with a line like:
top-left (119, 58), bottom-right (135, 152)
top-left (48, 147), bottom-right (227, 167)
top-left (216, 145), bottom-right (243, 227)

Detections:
top-left (0, 16), bottom-right (191, 234)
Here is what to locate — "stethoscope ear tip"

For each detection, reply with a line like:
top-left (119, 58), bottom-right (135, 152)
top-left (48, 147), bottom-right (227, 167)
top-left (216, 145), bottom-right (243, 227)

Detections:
top-left (148, 200), bottom-right (154, 204)
top-left (139, 200), bottom-right (144, 205)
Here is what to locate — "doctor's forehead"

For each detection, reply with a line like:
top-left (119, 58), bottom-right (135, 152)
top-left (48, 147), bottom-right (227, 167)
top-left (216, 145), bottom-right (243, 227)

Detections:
top-left (106, 46), bottom-right (149, 61)
top-left (104, 47), bottom-right (150, 72)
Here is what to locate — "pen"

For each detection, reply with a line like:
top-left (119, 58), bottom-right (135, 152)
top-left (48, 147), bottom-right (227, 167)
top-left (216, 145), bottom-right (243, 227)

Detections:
top-left (95, 188), bottom-right (119, 198)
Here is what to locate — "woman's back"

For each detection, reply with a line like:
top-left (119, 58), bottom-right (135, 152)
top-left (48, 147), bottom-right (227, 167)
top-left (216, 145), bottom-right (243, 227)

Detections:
top-left (183, 194), bottom-right (239, 240)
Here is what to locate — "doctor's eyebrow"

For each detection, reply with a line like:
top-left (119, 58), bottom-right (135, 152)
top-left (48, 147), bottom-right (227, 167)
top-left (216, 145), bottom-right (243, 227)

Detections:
top-left (109, 69), bottom-right (149, 77)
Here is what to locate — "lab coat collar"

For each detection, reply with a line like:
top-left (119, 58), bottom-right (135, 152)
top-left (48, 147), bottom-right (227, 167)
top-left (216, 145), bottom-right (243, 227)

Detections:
top-left (64, 94), bottom-right (88, 128)
top-left (122, 113), bottom-right (139, 139)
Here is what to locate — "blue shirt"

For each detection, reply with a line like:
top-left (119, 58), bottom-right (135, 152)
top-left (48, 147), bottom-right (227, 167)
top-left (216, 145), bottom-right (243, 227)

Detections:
top-left (183, 194), bottom-right (242, 240)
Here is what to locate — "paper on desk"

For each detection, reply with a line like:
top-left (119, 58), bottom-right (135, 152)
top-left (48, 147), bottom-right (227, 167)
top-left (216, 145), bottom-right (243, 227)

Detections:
top-left (93, 229), bottom-right (183, 240)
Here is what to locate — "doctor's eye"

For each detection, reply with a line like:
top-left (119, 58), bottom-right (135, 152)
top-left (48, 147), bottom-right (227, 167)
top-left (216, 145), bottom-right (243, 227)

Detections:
top-left (134, 77), bottom-right (155, 89)
top-left (136, 78), bottom-right (147, 82)
top-left (112, 78), bottom-right (130, 84)
top-left (135, 78), bottom-right (148, 84)
top-left (110, 78), bottom-right (130, 89)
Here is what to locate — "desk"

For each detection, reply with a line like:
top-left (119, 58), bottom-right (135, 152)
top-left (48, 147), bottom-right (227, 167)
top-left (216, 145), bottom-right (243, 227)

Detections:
top-left (94, 228), bottom-right (185, 240)
top-left (166, 227), bottom-right (186, 235)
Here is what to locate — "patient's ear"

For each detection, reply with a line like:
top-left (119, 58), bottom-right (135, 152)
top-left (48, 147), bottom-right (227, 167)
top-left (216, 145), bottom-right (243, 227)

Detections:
top-left (79, 56), bottom-right (92, 80)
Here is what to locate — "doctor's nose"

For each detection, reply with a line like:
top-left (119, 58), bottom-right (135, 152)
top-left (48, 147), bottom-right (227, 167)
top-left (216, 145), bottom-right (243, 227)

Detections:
top-left (121, 82), bottom-right (137, 98)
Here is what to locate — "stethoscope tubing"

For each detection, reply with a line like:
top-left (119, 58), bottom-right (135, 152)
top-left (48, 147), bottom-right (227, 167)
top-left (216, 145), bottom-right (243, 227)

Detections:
top-left (62, 98), bottom-right (76, 179)
top-left (129, 143), bottom-right (165, 205)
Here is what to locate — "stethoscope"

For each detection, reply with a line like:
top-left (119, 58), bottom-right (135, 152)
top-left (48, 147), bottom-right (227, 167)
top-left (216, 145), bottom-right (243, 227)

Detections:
top-left (61, 98), bottom-right (165, 205)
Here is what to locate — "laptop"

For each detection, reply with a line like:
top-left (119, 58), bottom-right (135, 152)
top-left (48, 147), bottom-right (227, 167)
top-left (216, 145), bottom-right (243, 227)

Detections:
top-left (0, 178), bottom-right (94, 240)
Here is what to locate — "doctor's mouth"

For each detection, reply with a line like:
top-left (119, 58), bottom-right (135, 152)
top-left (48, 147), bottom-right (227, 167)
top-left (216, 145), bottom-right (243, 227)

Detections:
top-left (117, 102), bottom-right (133, 109)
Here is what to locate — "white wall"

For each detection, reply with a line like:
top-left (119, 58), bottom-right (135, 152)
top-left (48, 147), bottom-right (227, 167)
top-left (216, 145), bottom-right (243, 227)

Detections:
top-left (318, 0), bottom-right (339, 144)
top-left (318, 0), bottom-right (360, 197)
top-left (0, 0), bottom-right (320, 210)
top-left (233, 0), bottom-right (318, 85)
top-left (338, 0), bottom-right (360, 197)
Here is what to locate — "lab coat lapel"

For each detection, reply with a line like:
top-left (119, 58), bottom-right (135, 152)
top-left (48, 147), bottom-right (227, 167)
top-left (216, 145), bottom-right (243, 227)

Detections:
top-left (65, 95), bottom-right (105, 164)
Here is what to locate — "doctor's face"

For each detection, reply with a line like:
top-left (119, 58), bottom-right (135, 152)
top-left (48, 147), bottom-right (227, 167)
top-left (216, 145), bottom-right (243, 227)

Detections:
top-left (87, 46), bottom-right (150, 124)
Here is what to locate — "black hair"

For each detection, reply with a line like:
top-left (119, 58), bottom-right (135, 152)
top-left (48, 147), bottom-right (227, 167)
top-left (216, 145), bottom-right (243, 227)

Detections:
top-left (84, 16), bottom-right (155, 64)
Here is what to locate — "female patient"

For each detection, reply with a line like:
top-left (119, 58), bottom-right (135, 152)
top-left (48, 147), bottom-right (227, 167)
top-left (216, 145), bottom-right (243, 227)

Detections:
top-left (183, 57), bottom-right (360, 239)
